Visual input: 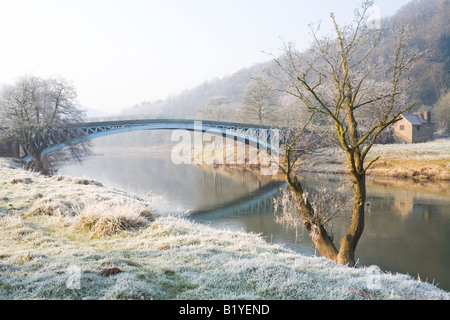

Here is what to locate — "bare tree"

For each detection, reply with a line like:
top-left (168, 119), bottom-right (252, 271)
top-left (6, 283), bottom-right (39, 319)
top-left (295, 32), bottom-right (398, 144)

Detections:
top-left (196, 96), bottom-right (232, 121)
top-left (237, 77), bottom-right (279, 126)
top-left (266, 1), bottom-right (421, 266)
top-left (0, 76), bottom-right (90, 173)
top-left (434, 90), bottom-right (450, 134)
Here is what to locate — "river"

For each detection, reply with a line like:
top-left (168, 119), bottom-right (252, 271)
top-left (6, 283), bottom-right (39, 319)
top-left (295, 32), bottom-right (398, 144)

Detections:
top-left (57, 151), bottom-right (450, 292)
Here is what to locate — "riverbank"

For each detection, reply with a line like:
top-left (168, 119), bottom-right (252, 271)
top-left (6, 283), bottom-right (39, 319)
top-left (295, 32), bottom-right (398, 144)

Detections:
top-left (0, 158), bottom-right (448, 300)
top-left (93, 138), bottom-right (450, 181)
top-left (299, 138), bottom-right (450, 181)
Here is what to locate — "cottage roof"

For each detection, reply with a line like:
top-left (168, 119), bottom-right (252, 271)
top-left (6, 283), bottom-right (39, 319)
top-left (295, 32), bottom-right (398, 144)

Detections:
top-left (401, 114), bottom-right (436, 125)
top-left (402, 114), bottom-right (424, 125)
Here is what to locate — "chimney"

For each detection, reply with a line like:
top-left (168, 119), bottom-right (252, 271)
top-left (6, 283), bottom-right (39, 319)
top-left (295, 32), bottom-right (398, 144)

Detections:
top-left (423, 111), bottom-right (431, 124)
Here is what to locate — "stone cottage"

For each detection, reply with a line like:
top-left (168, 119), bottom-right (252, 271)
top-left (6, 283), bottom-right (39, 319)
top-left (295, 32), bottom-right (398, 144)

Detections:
top-left (393, 111), bottom-right (436, 144)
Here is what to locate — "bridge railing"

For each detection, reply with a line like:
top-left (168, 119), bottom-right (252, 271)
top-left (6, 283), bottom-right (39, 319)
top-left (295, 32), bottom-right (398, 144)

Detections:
top-left (81, 116), bottom-right (283, 131)
top-left (85, 114), bottom-right (294, 130)
top-left (87, 114), bottom-right (222, 123)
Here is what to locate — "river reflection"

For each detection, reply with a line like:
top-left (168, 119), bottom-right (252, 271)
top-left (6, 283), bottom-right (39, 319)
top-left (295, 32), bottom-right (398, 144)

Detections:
top-left (57, 152), bottom-right (450, 291)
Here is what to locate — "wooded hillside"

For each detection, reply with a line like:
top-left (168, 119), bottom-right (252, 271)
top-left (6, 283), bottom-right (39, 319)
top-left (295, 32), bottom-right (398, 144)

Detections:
top-left (123, 0), bottom-right (448, 117)
top-left (96, 0), bottom-right (448, 148)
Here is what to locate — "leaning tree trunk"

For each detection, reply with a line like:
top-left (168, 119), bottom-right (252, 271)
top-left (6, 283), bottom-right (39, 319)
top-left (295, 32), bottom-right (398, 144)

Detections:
top-left (32, 153), bottom-right (44, 172)
top-left (24, 146), bottom-right (45, 173)
top-left (287, 168), bottom-right (367, 267)
top-left (287, 175), bottom-right (339, 262)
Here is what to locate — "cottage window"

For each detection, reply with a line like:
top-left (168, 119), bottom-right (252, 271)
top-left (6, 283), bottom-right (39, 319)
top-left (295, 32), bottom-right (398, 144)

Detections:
top-left (400, 125), bottom-right (405, 130)
top-left (417, 126), bottom-right (420, 131)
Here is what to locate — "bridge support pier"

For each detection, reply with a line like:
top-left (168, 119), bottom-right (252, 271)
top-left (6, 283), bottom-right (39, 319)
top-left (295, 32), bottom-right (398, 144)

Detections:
top-left (0, 141), bottom-right (20, 158)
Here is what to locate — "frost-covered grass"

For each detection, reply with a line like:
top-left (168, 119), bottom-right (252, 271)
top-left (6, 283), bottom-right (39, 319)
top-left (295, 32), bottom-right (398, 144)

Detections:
top-left (367, 139), bottom-right (450, 180)
top-left (370, 138), bottom-right (450, 160)
top-left (300, 138), bottom-right (450, 181)
top-left (0, 158), bottom-right (448, 300)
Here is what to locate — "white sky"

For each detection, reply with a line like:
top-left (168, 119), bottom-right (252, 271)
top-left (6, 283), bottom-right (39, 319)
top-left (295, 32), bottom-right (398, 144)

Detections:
top-left (0, 0), bottom-right (412, 115)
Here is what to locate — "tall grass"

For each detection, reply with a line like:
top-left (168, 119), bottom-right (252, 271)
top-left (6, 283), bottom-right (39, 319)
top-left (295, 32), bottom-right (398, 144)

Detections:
top-left (74, 199), bottom-right (154, 237)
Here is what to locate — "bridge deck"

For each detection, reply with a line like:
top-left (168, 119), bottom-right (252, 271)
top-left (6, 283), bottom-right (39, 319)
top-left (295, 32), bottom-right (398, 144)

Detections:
top-left (69, 119), bottom-right (277, 130)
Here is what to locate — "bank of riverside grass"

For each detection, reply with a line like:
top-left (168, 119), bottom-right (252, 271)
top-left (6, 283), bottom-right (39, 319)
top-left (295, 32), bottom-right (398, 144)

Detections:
top-left (0, 158), bottom-right (448, 300)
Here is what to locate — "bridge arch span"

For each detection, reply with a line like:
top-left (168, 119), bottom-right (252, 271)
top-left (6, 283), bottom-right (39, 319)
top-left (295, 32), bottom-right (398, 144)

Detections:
top-left (21, 119), bottom-right (283, 162)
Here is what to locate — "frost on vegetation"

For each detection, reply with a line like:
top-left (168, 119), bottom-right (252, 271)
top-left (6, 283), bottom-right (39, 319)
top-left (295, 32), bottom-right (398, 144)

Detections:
top-left (0, 160), bottom-right (449, 300)
top-left (26, 198), bottom-right (76, 217)
top-left (371, 139), bottom-right (450, 159)
top-left (0, 214), bottom-right (449, 300)
top-left (0, 159), bottom-right (156, 237)
top-left (273, 178), bottom-right (351, 234)
top-left (74, 199), bottom-right (154, 237)
top-left (274, 187), bottom-right (303, 229)
top-left (71, 178), bottom-right (104, 187)
top-left (24, 196), bottom-right (155, 237)
top-left (0, 158), bottom-right (23, 170)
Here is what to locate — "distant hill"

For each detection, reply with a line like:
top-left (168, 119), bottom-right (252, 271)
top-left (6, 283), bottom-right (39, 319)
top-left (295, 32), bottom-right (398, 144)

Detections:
top-left (385, 0), bottom-right (450, 106)
top-left (122, 63), bottom-right (267, 117)
top-left (122, 0), bottom-right (449, 117)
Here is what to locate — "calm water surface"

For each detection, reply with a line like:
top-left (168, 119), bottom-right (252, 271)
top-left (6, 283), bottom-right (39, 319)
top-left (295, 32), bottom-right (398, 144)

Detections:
top-left (57, 152), bottom-right (450, 291)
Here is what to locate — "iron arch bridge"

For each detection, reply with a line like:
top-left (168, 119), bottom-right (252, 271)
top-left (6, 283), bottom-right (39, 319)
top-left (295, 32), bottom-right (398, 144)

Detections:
top-left (21, 119), bottom-right (285, 162)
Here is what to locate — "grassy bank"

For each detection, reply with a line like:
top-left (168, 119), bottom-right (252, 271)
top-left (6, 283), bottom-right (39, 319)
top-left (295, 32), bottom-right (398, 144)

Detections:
top-left (0, 158), bottom-right (448, 300)
top-left (299, 138), bottom-right (450, 181)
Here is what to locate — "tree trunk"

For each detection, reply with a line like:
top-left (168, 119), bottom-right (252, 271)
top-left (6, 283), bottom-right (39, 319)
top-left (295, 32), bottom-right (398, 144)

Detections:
top-left (31, 152), bottom-right (44, 173)
top-left (336, 173), bottom-right (366, 266)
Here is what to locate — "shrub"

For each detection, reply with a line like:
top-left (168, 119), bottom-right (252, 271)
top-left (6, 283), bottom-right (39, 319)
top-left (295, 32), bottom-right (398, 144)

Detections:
top-left (74, 199), bottom-right (154, 237)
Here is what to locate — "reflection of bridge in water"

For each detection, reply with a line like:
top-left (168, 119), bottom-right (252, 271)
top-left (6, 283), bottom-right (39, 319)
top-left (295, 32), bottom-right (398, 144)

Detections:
top-left (189, 181), bottom-right (287, 222)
